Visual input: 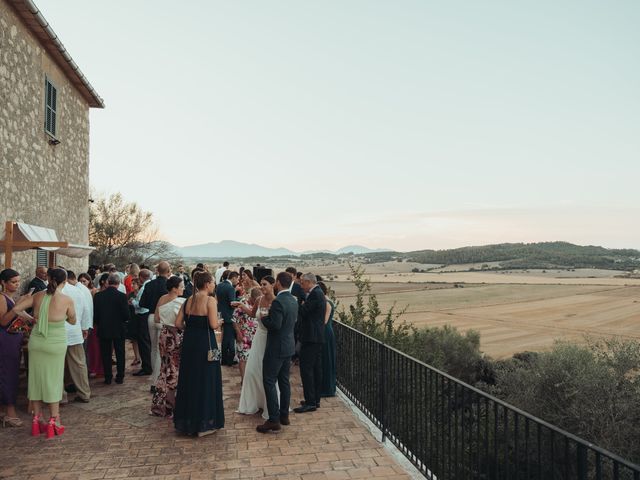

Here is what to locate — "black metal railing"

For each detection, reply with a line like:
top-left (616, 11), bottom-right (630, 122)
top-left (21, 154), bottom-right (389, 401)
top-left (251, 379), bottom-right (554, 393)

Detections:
top-left (334, 321), bottom-right (640, 480)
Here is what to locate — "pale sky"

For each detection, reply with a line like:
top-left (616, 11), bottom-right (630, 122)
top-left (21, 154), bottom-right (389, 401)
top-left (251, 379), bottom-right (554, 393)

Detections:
top-left (36, 1), bottom-right (640, 251)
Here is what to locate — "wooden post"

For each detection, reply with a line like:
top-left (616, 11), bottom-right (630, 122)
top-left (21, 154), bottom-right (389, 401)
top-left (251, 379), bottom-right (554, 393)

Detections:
top-left (48, 251), bottom-right (56, 267)
top-left (4, 221), bottom-right (13, 268)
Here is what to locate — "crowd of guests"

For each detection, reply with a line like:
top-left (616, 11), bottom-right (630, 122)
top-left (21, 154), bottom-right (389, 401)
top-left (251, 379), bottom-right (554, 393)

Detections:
top-left (0, 260), bottom-right (336, 438)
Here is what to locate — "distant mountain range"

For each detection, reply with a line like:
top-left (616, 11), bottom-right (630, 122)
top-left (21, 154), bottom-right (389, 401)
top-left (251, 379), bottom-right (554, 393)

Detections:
top-left (174, 240), bottom-right (392, 258)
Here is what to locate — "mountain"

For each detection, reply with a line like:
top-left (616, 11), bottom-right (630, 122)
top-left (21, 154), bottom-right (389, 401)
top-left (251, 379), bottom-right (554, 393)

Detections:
top-left (174, 241), bottom-right (393, 258)
top-left (334, 245), bottom-right (392, 254)
top-left (177, 240), bottom-right (297, 258)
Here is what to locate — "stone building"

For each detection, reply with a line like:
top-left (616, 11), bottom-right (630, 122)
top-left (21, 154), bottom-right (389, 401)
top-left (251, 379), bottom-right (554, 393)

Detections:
top-left (0, 0), bottom-right (104, 280)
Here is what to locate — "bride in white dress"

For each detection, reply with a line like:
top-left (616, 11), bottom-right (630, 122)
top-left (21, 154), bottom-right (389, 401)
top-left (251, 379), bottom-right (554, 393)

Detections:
top-left (236, 275), bottom-right (278, 419)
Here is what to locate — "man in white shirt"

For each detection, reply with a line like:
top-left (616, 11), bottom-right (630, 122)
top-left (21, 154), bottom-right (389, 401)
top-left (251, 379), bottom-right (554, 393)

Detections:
top-left (62, 270), bottom-right (91, 403)
top-left (215, 261), bottom-right (230, 285)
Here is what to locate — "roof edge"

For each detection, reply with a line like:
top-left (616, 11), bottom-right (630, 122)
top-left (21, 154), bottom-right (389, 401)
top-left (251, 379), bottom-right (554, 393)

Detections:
top-left (18, 0), bottom-right (105, 108)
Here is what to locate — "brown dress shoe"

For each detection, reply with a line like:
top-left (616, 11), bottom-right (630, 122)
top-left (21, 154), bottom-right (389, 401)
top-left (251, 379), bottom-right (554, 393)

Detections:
top-left (256, 420), bottom-right (281, 433)
top-left (280, 416), bottom-right (290, 426)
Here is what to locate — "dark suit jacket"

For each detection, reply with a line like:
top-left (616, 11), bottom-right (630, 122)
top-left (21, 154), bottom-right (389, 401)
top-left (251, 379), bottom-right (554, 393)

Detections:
top-left (297, 285), bottom-right (326, 344)
top-left (139, 276), bottom-right (168, 314)
top-left (93, 287), bottom-right (129, 339)
top-left (27, 277), bottom-right (47, 294)
top-left (290, 282), bottom-right (305, 306)
top-left (215, 280), bottom-right (236, 323)
top-left (262, 291), bottom-right (297, 359)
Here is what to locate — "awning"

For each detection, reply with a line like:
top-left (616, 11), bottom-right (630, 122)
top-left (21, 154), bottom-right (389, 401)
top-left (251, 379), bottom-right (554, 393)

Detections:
top-left (56, 244), bottom-right (95, 258)
top-left (1, 221), bottom-right (94, 267)
top-left (0, 222), bottom-right (60, 252)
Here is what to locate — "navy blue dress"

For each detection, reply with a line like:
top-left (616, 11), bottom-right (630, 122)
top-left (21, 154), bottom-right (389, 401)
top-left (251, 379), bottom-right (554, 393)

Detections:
top-left (174, 314), bottom-right (224, 434)
top-left (320, 301), bottom-right (336, 397)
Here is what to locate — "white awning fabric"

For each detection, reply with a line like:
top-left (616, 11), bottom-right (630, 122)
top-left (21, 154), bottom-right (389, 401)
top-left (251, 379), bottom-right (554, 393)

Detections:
top-left (0, 222), bottom-right (94, 257)
top-left (56, 244), bottom-right (95, 258)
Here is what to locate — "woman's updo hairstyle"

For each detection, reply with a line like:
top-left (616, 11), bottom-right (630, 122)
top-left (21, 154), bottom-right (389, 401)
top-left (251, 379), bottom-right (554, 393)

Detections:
top-left (261, 275), bottom-right (275, 285)
top-left (47, 268), bottom-right (67, 294)
top-left (166, 275), bottom-right (183, 291)
top-left (193, 270), bottom-right (213, 291)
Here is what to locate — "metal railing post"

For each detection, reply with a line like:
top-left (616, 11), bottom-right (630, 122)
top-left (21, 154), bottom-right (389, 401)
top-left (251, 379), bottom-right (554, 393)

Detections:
top-left (379, 340), bottom-right (386, 443)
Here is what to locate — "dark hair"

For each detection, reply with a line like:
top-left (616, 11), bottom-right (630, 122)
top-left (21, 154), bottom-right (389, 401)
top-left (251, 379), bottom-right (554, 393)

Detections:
top-left (318, 281), bottom-right (328, 295)
top-left (223, 261), bottom-right (229, 267)
top-left (221, 270), bottom-right (230, 281)
top-left (196, 263), bottom-right (205, 269)
top-left (98, 272), bottom-right (109, 288)
top-left (47, 268), bottom-right (67, 294)
top-left (243, 270), bottom-right (254, 281)
top-left (191, 266), bottom-right (204, 279)
top-left (316, 275), bottom-right (324, 282)
top-left (87, 267), bottom-right (97, 279)
top-left (228, 271), bottom-right (239, 280)
top-left (261, 275), bottom-right (275, 285)
top-left (296, 272), bottom-right (302, 279)
top-left (277, 272), bottom-right (293, 289)
top-left (193, 271), bottom-right (213, 290)
top-left (78, 273), bottom-right (92, 284)
top-left (0, 268), bottom-right (19, 285)
top-left (285, 267), bottom-right (297, 275)
top-left (66, 270), bottom-right (76, 281)
top-left (166, 275), bottom-right (183, 291)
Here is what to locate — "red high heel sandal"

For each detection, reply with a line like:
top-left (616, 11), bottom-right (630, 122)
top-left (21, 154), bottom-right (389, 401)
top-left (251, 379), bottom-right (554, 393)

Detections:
top-left (31, 414), bottom-right (46, 436)
top-left (45, 416), bottom-right (65, 439)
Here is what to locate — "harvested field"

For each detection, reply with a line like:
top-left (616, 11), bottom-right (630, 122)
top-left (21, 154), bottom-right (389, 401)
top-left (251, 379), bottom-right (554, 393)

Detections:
top-left (327, 266), bottom-right (640, 359)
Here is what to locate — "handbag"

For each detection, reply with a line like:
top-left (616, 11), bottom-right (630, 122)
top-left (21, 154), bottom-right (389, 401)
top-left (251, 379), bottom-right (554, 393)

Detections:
top-left (207, 322), bottom-right (220, 362)
top-left (7, 315), bottom-right (34, 335)
top-left (186, 296), bottom-right (220, 362)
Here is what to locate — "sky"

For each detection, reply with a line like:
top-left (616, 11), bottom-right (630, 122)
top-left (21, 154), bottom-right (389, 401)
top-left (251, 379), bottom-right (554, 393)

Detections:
top-left (36, 1), bottom-right (640, 252)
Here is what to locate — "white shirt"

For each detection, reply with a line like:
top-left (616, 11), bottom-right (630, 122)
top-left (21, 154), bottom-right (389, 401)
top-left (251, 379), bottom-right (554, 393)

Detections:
top-left (75, 282), bottom-right (94, 330)
top-left (131, 279), bottom-right (150, 314)
top-left (62, 283), bottom-right (85, 346)
top-left (215, 267), bottom-right (227, 285)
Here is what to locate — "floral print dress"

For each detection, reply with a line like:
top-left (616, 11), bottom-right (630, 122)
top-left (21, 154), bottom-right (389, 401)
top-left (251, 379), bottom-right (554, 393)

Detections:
top-left (232, 297), bottom-right (257, 361)
top-left (151, 297), bottom-right (185, 417)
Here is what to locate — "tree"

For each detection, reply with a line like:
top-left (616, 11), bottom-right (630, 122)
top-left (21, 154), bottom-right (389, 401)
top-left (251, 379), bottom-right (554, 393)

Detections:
top-left (89, 192), bottom-right (176, 267)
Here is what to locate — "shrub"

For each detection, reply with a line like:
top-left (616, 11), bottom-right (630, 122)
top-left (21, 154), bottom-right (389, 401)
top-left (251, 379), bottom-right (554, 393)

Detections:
top-left (489, 339), bottom-right (640, 463)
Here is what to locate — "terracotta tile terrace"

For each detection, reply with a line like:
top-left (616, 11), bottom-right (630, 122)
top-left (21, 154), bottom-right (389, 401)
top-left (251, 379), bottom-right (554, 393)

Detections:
top-left (0, 363), bottom-right (416, 480)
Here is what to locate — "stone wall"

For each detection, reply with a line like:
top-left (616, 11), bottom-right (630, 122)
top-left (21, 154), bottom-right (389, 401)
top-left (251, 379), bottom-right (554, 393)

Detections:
top-left (0, 1), bottom-right (91, 283)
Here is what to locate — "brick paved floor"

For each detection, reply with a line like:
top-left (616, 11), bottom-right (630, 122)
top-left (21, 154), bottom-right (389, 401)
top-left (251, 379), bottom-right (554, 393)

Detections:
top-left (0, 358), bottom-right (412, 480)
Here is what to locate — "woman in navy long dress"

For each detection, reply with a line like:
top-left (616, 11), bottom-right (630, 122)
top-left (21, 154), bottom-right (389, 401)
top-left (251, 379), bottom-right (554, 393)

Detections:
top-left (318, 282), bottom-right (336, 398)
top-left (174, 271), bottom-right (224, 437)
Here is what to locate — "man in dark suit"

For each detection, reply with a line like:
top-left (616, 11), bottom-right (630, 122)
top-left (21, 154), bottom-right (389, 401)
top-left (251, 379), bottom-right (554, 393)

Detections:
top-left (294, 273), bottom-right (326, 413)
top-left (93, 274), bottom-right (129, 384)
top-left (285, 267), bottom-right (304, 305)
top-left (216, 271), bottom-right (239, 366)
top-left (136, 261), bottom-right (171, 389)
top-left (27, 266), bottom-right (48, 294)
top-left (258, 272), bottom-right (298, 433)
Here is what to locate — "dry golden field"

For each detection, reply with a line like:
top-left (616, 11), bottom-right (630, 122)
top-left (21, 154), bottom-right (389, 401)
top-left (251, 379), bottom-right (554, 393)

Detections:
top-left (306, 262), bottom-right (640, 359)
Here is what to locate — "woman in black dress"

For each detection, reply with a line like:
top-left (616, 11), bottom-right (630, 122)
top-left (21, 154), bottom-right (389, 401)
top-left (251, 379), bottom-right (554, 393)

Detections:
top-left (174, 271), bottom-right (224, 437)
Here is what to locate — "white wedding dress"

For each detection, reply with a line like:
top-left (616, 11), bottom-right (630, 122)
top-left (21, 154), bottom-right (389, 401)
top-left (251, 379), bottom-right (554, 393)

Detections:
top-left (236, 307), bottom-right (279, 419)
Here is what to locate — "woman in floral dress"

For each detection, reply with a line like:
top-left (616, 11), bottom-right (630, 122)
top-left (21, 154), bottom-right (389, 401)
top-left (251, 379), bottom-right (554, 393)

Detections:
top-left (231, 287), bottom-right (261, 384)
top-left (150, 276), bottom-right (186, 417)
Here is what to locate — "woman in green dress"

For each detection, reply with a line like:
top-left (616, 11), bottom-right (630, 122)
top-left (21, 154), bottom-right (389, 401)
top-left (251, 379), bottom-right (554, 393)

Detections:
top-left (11, 268), bottom-right (76, 438)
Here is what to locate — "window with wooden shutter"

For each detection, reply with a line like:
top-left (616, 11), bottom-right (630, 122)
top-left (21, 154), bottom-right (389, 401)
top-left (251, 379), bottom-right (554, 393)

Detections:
top-left (44, 77), bottom-right (57, 137)
top-left (36, 250), bottom-right (49, 268)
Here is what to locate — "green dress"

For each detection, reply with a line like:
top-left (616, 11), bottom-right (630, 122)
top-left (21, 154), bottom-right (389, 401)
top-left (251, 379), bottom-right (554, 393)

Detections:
top-left (28, 294), bottom-right (67, 403)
